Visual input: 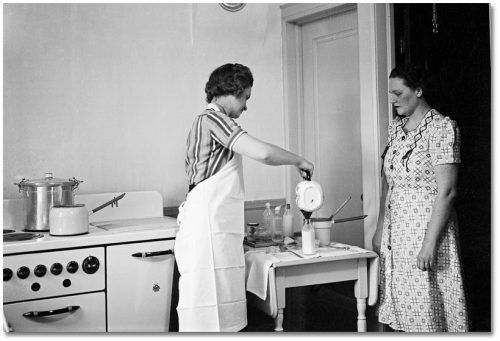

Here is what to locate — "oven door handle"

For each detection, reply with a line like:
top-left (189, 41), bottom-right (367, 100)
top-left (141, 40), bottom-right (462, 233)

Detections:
top-left (131, 250), bottom-right (173, 258)
top-left (22, 305), bottom-right (80, 318)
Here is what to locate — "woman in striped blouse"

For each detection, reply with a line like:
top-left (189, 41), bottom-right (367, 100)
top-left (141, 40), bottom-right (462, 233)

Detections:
top-left (174, 63), bottom-right (314, 332)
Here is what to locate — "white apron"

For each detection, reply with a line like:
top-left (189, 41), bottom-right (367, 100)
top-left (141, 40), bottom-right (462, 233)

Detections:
top-left (174, 153), bottom-right (247, 332)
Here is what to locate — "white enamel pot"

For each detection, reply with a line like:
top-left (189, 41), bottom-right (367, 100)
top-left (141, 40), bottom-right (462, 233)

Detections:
top-left (49, 193), bottom-right (126, 236)
top-left (49, 204), bottom-right (89, 236)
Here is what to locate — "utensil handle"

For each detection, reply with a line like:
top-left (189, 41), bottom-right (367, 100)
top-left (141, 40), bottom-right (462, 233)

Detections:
top-left (91, 193), bottom-right (126, 214)
top-left (330, 195), bottom-right (351, 219)
top-left (333, 215), bottom-right (367, 224)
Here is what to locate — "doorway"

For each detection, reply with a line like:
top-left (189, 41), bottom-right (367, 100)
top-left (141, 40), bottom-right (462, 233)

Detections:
top-left (281, 3), bottom-right (391, 248)
top-left (393, 3), bottom-right (491, 332)
top-left (300, 6), bottom-right (363, 246)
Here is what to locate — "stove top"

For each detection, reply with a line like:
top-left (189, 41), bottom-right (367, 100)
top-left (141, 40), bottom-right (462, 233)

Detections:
top-left (3, 232), bottom-right (45, 242)
top-left (3, 191), bottom-right (179, 255)
top-left (3, 217), bottom-right (178, 255)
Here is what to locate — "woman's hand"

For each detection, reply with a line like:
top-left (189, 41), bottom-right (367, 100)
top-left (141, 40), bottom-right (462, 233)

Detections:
top-left (296, 159), bottom-right (314, 179)
top-left (416, 243), bottom-right (436, 271)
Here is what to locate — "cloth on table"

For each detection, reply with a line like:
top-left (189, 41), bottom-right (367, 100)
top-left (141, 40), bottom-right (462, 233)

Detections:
top-left (245, 250), bottom-right (280, 300)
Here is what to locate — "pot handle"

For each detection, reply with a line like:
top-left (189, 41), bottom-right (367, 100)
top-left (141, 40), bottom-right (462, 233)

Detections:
top-left (91, 193), bottom-right (126, 214)
top-left (303, 170), bottom-right (311, 181)
top-left (13, 178), bottom-right (27, 192)
top-left (69, 177), bottom-right (84, 191)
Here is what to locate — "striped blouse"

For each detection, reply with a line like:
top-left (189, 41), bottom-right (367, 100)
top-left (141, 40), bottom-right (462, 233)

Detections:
top-left (185, 103), bottom-right (247, 187)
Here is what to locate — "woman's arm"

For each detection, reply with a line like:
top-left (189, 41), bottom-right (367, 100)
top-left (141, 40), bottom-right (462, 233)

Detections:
top-left (372, 173), bottom-right (388, 254)
top-left (232, 133), bottom-right (314, 178)
top-left (417, 163), bottom-right (459, 271)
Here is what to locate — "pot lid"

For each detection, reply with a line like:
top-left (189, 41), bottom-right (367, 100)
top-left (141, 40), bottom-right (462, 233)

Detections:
top-left (16, 173), bottom-right (80, 188)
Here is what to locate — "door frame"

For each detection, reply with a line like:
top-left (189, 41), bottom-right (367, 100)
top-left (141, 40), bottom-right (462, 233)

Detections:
top-left (281, 3), bottom-right (394, 248)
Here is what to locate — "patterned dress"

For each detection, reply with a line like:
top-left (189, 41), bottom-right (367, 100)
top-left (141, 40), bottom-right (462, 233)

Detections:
top-left (377, 109), bottom-right (469, 332)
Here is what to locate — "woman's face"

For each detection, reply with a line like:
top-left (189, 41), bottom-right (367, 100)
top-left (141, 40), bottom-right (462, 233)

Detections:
top-left (389, 77), bottom-right (421, 117)
top-left (226, 87), bottom-right (252, 119)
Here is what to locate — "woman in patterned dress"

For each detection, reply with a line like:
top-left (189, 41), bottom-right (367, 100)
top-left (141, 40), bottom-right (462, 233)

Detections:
top-left (372, 64), bottom-right (469, 332)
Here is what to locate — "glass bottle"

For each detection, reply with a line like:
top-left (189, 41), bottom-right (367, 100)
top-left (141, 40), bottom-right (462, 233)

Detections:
top-left (283, 203), bottom-right (294, 238)
top-left (272, 206), bottom-right (284, 243)
top-left (261, 202), bottom-right (274, 241)
top-left (301, 219), bottom-right (316, 255)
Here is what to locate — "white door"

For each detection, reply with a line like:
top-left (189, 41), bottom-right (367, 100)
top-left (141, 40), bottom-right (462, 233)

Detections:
top-left (106, 239), bottom-right (175, 332)
top-left (301, 8), bottom-right (363, 247)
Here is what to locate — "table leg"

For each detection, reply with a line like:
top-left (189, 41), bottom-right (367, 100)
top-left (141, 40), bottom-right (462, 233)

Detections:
top-left (274, 271), bottom-right (286, 332)
top-left (356, 298), bottom-right (367, 332)
top-left (354, 258), bottom-right (368, 332)
top-left (274, 308), bottom-right (284, 332)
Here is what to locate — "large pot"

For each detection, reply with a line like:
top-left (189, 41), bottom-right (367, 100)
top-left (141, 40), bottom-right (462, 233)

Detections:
top-left (14, 172), bottom-right (83, 232)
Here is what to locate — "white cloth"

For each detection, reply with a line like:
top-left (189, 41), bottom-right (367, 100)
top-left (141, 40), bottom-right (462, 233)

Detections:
top-left (245, 251), bottom-right (279, 300)
top-left (174, 154), bottom-right (247, 332)
top-left (368, 256), bottom-right (380, 306)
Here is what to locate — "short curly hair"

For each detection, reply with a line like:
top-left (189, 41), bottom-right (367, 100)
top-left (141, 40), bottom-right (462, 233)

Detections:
top-left (389, 63), bottom-right (438, 105)
top-left (205, 63), bottom-right (254, 103)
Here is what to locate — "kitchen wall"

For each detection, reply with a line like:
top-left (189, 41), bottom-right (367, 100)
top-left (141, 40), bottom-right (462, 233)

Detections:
top-left (3, 3), bottom-right (286, 207)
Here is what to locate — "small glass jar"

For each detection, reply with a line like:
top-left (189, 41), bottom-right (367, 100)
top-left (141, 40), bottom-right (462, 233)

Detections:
top-left (246, 222), bottom-right (259, 239)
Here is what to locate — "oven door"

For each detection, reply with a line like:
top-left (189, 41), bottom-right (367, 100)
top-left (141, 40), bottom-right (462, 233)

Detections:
top-left (3, 292), bottom-right (105, 332)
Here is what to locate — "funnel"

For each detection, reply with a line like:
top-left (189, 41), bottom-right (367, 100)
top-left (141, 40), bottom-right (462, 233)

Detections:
top-left (300, 209), bottom-right (312, 221)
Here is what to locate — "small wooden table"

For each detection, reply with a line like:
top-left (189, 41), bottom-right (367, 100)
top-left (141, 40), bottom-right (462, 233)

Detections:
top-left (265, 250), bottom-right (378, 332)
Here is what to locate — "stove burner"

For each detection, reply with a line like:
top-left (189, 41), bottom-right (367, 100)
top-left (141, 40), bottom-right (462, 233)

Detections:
top-left (3, 229), bottom-right (16, 234)
top-left (3, 232), bottom-right (45, 242)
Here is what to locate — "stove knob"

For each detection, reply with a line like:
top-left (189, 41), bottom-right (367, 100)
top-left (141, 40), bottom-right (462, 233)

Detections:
top-left (66, 261), bottom-right (79, 274)
top-left (51, 263), bottom-right (63, 275)
top-left (3, 268), bottom-right (13, 281)
top-left (31, 282), bottom-right (41, 291)
top-left (17, 266), bottom-right (30, 279)
top-left (82, 256), bottom-right (100, 275)
top-left (34, 265), bottom-right (47, 277)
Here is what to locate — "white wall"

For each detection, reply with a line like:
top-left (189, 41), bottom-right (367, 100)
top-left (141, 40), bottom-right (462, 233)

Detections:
top-left (3, 3), bottom-right (286, 206)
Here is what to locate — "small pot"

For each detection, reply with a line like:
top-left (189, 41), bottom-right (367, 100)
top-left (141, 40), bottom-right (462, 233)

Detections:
top-left (49, 193), bottom-right (126, 236)
top-left (311, 218), bottom-right (332, 247)
top-left (50, 204), bottom-right (89, 236)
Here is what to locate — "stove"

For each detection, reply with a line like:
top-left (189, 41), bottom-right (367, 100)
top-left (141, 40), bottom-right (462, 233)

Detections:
top-left (3, 191), bottom-right (178, 332)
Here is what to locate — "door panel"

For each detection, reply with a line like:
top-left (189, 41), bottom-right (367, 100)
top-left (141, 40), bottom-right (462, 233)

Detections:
top-left (106, 239), bottom-right (175, 332)
top-left (3, 292), bottom-right (106, 332)
top-left (302, 8), bottom-right (363, 246)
